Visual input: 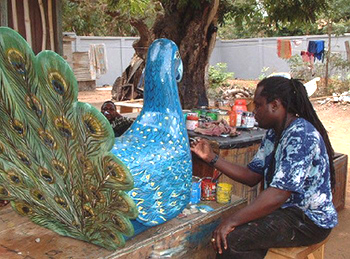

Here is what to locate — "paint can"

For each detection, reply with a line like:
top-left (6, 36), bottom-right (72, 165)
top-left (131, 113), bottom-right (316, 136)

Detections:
top-left (216, 183), bottom-right (233, 204)
top-left (206, 112), bottom-right (218, 121)
top-left (241, 111), bottom-right (255, 128)
top-left (190, 176), bottom-right (202, 204)
top-left (186, 112), bottom-right (199, 130)
top-left (201, 177), bottom-right (216, 201)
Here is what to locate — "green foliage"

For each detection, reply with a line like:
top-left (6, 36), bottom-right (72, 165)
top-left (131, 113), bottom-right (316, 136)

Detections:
top-left (62, 0), bottom-right (141, 36)
top-left (217, 0), bottom-right (350, 39)
top-left (258, 67), bottom-right (270, 80)
top-left (207, 63), bottom-right (234, 99)
top-left (209, 63), bottom-right (234, 89)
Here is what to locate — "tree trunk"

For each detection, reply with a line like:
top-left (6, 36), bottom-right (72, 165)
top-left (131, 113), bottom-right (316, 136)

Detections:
top-left (325, 20), bottom-right (332, 90)
top-left (112, 0), bottom-right (220, 109)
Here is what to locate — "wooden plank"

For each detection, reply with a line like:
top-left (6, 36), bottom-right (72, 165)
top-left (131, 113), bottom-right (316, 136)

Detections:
top-left (0, 0), bottom-right (8, 27)
top-left (54, 0), bottom-right (63, 55)
top-left (265, 237), bottom-right (328, 259)
top-left (0, 197), bottom-right (246, 258)
top-left (332, 153), bottom-right (348, 211)
top-left (10, 0), bottom-right (18, 31)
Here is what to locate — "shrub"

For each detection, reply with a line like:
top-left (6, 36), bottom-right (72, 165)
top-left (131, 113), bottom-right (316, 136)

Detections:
top-left (208, 63), bottom-right (234, 99)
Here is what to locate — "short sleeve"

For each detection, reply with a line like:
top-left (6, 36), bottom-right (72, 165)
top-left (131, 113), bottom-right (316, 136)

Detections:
top-left (247, 132), bottom-right (274, 175)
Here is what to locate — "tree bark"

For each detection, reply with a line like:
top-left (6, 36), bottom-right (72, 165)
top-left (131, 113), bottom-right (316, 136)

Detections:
top-left (112, 0), bottom-right (220, 109)
top-left (325, 20), bottom-right (332, 90)
top-left (152, 0), bottom-right (219, 109)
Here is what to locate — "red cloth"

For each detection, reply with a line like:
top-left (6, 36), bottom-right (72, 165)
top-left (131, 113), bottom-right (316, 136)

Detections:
top-left (277, 39), bottom-right (292, 59)
top-left (301, 51), bottom-right (314, 63)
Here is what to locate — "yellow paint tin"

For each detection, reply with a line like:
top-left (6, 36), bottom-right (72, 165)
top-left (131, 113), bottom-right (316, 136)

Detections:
top-left (216, 183), bottom-right (233, 204)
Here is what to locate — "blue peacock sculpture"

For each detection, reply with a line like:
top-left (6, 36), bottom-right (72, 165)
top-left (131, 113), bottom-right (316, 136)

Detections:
top-left (112, 38), bottom-right (192, 234)
top-left (0, 27), bottom-right (192, 250)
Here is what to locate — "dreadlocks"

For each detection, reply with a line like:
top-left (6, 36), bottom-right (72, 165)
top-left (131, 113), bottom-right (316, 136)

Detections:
top-left (257, 76), bottom-right (335, 189)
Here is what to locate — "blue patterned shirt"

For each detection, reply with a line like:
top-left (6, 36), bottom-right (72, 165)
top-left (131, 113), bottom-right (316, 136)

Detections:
top-left (248, 118), bottom-right (338, 228)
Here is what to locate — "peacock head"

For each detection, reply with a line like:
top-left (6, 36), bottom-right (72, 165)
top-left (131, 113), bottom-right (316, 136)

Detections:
top-left (143, 39), bottom-right (183, 112)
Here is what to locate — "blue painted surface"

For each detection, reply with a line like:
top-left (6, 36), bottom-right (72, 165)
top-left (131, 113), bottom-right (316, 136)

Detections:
top-left (185, 220), bottom-right (220, 247)
top-left (112, 39), bottom-right (192, 234)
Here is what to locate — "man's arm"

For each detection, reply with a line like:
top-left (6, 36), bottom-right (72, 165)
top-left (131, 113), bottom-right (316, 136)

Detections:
top-left (212, 156), bottom-right (263, 187)
top-left (190, 138), bottom-right (263, 186)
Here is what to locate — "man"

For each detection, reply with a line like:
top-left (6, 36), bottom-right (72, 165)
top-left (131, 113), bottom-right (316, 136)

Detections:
top-left (191, 77), bottom-right (337, 258)
top-left (101, 101), bottom-right (134, 137)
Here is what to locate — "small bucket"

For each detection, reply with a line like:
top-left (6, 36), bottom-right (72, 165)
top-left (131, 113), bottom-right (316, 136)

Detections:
top-left (216, 183), bottom-right (233, 204)
top-left (201, 177), bottom-right (216, 201)
top-left (190, 176), bottom-right (202, 204)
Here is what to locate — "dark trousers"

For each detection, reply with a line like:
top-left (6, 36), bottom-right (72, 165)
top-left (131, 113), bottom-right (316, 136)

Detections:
top-left (217, 207), bottom-right (332, 259)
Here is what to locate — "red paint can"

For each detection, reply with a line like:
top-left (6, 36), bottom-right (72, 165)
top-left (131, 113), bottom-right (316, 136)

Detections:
top-left (201, 177), bottom-right (216, 201)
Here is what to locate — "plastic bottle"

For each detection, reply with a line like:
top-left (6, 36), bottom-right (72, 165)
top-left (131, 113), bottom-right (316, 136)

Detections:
top-left (229, 107), bottom-right (237, 127)
top-left (233, 99), bottom-right (247, 127)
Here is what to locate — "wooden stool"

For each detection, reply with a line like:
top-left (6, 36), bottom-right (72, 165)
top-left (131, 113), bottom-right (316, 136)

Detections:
top-left (265, 237), bottom-right (329, 259)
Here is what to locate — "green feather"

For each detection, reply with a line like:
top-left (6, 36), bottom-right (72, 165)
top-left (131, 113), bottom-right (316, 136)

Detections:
top-left (0, 27), bottom-right (137, 250)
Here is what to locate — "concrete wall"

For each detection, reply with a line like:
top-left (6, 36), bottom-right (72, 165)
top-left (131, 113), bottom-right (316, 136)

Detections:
top-left (214, 34), bottom-right (350, 79)
top-left (70, 34), bottom-right (350, 86)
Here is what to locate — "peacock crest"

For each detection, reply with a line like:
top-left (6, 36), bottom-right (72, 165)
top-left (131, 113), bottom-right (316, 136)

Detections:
top-left (0, 27), bottom-right (138, 250)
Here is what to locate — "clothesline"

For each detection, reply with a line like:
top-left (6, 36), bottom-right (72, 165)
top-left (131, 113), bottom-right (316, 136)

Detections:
top-left (106, 45), bottom-right (348, 54)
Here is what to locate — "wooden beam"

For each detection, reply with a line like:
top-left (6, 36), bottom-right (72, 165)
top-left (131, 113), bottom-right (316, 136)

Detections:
top-left (23, 0), bottom-right (32, 47)
top-left (11, 0), bottom-right (18, 31)
top-left (48, 0), bottom-right (55, 51)
top-left (55, 0), bottom-right (63, 55)
top-left (38, 0), bottom-right (46, 50)
top-left (0, 0), bottom-right (8, 27)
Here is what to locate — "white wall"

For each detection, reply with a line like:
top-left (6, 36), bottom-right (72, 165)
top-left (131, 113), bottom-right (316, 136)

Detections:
top-left (70, 34), bottom-right (350, 86)
top-left (212, 34), bottom-right (350, 79)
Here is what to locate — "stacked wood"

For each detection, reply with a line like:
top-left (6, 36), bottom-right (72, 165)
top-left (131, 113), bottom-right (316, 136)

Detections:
top-left (219, 85), bottom-right (254, 101)
top-left (72, 52), bottom-right (96, 81)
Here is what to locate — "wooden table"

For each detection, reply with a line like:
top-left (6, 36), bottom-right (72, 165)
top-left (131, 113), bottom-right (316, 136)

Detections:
top-left (114, 100), bottom-right (143, 114)
top-left (0, 197), bottom-right (246, 259)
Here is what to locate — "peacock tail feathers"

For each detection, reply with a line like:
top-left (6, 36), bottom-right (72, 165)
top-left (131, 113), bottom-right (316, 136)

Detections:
top-left (0, 27), bottom-right (137, 250)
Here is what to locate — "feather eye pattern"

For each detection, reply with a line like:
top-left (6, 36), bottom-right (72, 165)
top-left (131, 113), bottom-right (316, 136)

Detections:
top-left (0, 27), bottom-right (137, 250)
top-left (112, 39), bottom-right (192, 233)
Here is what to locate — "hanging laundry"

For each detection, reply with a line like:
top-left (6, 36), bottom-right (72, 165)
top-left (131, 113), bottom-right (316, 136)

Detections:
top-left (301, 51), bottom-right (314, 63)
top-left (277, 39), bottom-right (292, 59)
top-left (89, 43), bottom-right (108, 79)
top-left (307, 40), bottom-right (325, 61)
top-left (293, 40), bottom-right (303, 47)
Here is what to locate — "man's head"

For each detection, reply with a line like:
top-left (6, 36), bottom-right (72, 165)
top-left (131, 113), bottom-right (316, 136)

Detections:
top-left (253, 76), bottom-right (308, 129)
top-left (101, 101), bottom-right (119, 121)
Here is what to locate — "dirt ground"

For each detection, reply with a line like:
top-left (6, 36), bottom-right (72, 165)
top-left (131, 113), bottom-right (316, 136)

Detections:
top-left (78, 86), bottom-right (350, 258)
top-left (313, 102), bottom-right (350, 259)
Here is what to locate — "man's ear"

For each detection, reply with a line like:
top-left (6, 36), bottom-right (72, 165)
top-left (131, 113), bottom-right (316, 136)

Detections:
top-left (270, 99), bottom-right (282, 112)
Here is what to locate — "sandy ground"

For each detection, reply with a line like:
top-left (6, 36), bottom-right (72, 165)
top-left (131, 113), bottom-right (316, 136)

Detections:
top-left (78, 87), bottom-right (350, 258)
top-left (314, 102), bottom-right (350, 259)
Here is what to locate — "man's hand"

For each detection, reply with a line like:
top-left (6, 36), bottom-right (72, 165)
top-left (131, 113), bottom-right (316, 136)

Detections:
top-left (190, 138), bottom-right (215, 163)
top-left (212, 216), bottom-right (236, 254)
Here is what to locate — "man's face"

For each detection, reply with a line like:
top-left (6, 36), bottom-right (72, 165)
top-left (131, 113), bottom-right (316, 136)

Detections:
top-left (253, 86), bottom-right (276, 129)
top-left (101, 103), bottom-right (117, 121)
